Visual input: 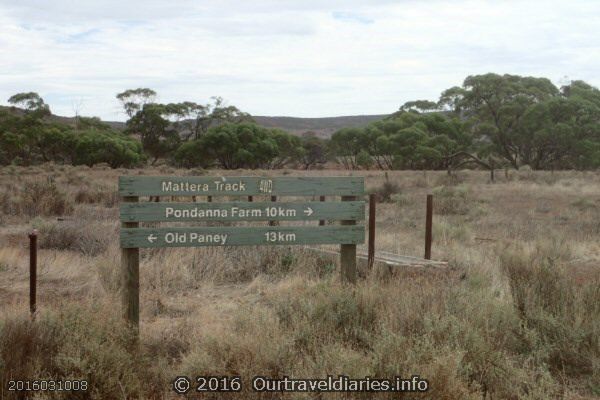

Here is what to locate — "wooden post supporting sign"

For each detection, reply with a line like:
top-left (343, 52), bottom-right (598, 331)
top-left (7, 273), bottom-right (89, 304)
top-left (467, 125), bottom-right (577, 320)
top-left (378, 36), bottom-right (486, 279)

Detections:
top-left (269, 195), bottom-right (277, 226)
top-left (367, 193), bottom-right (376, 270)
top-left (340, 195), bottom-right (357, 284)
top-left (121, 195), bottom-right (140, 328)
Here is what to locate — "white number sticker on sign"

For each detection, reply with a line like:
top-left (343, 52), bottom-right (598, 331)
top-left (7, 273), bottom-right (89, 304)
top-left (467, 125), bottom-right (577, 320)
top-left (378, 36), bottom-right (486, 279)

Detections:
top-left (259, 179), bottom-right (273, 193)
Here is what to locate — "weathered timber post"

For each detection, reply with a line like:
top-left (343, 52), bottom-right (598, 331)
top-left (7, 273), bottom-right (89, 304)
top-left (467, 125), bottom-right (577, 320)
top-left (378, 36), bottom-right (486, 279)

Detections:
top-left (367, 194), bottom-right (376, 270)
top-left (340, 195), bottom-right (357, 283)
top-left (319, 195), bottom-right (326, 226)
top-left (424, 194), bottom-right (433, 260)
top-left (29, 229), bottom-right (38, 318)
top-left (121, 195), bottom-right (140, 327)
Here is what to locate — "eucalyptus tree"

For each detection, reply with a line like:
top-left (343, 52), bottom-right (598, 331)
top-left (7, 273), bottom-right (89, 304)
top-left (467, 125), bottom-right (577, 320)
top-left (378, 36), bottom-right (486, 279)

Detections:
top-left (8, 92), bottom-right (51, 116)
top-left (116, 88), bottom-right (157, 118)
top-left (439, 73), bottom-right (559, 168)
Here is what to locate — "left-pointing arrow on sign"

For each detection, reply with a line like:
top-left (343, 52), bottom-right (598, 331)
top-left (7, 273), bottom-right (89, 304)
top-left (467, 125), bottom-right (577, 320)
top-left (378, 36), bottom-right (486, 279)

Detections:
top-left (147, 234), bottom-right (157, 243)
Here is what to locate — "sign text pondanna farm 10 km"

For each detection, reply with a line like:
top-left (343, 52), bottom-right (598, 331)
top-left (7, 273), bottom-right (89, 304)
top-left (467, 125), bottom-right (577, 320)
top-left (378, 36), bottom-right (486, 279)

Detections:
top-left (119, 175), bottom-right (366, 326)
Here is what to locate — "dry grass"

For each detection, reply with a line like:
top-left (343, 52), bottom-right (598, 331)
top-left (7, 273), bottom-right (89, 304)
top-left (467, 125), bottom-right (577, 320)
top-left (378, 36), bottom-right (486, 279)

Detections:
top-left (1, 179), bottom-right (74, 218)
top-left (34, 220), bottom-right (115, 256)
top-left (0, 164), bottom-right (599, 399)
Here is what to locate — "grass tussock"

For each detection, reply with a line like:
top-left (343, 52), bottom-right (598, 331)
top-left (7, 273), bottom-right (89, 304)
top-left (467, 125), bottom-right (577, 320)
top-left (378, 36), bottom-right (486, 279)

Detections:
top-left (432, 185), bottom-right (472, 215)
top-left (139, 247), bottom-right (325, 296)
top-left (0, 304), bottom-right (167, 399)
top-left (34, 220), bottom-right (113, 256)
top-left (435, 172), bottom-right (466, 187)
top-left (74, 187), bottom-right (118, 207)
top-left (499, 241), bottom-right (600, 382)
top-left (178, 269), bottom-right (577, 399)
top-left (516, 168), bottom-right (561, 185)
top-left (0, 180), bottom-right (74, 217)
top-left (571, 197), bottom-right (599, 212)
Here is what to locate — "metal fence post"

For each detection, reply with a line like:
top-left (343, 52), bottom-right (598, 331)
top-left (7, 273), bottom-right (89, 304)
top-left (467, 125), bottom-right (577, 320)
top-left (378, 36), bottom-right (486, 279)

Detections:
top-left (425, 194), bottom-right (433, 260)
top-left (29, 229), bottom-right (38, 318)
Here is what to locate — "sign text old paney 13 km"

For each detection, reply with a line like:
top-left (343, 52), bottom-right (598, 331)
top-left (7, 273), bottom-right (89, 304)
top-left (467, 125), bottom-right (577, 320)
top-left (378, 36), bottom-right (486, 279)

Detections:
top-left (119, 176), bottom-right (366, 326)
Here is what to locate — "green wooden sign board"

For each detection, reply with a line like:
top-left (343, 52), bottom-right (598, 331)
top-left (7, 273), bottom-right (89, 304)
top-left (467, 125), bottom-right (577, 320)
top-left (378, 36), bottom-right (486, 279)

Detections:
top-left (121, 226), bottom-right (365, 248)
top-left (119, 175), bottom-right (366, 327)
top-left (119, 176), bottom-right (364, 196)
top-left (120, 201), bottom-right (365, 222)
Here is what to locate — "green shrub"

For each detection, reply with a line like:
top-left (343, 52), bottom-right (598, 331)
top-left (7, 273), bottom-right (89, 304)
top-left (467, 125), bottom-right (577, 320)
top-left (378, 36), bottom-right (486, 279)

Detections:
top-left (174, 123), bottom-right (301, 169)
top-left (72, 130), bottom-right (145, 168)
top-left (173, 140), bottom-right (212, 168)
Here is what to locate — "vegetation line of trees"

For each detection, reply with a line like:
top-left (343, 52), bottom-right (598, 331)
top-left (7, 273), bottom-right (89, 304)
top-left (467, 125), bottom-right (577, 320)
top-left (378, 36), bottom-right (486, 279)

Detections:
top-left (1, 73), bottom-right (599, 170)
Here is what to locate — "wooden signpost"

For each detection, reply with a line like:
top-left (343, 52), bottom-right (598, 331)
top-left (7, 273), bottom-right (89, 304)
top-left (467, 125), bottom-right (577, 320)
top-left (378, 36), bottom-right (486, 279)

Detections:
top-left (119, 176), bottom-right (365, 326)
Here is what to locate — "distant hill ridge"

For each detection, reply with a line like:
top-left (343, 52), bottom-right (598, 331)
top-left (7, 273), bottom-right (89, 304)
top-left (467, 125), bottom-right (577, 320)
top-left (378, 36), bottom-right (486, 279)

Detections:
top-left (0, 105), bottom-right (388, 138)
top-left (252, 114), bottom-right (388, 137)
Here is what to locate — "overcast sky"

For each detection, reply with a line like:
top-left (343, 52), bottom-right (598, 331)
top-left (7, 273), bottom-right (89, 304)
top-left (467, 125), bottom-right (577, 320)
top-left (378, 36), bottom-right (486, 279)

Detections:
top-left (0, 1), bottom-right (599, 121)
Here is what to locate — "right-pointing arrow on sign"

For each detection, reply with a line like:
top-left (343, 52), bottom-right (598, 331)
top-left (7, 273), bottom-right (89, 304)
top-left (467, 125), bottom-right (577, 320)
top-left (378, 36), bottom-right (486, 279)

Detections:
top-left (147, 234), bottom-right (157, 243)
top-left (303, 207), bottom-right (314, 217)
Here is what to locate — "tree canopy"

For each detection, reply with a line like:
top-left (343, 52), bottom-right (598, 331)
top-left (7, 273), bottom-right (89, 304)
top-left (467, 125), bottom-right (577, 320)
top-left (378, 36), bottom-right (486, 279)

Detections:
top-left (116, 88), bottom-right (157, 118)
top-left (8, 92), bottom-right (50, 115)
top-left (3, 75), bottom-right (600, 171)
top-left (1, 93), bottom-right (144, 167)
top-left (174, 123), bottom-right (304, 169)
top-left (328, 74), bottom-right (600, 171)
top-left (330, 111), bottom-right (471, 170)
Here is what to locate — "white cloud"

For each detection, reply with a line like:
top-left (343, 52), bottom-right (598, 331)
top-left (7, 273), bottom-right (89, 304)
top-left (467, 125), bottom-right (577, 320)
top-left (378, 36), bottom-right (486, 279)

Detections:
top-left (0, 0), bottom-right (599, 120)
